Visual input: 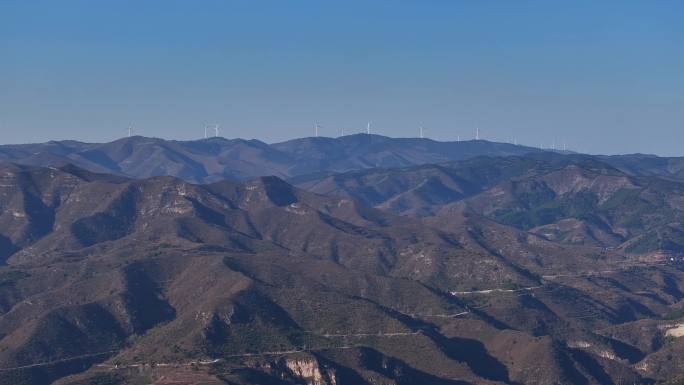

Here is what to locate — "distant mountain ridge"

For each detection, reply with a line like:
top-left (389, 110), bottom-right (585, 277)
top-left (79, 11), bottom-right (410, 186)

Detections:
top-left (0, 135), bottom-right (544, 183)
top-left (3, 134), bottom-right (684, 187)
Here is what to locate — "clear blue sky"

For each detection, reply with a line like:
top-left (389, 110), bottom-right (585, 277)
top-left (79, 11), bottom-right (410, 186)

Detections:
top-left (1, 1), bottom-right (682, 155)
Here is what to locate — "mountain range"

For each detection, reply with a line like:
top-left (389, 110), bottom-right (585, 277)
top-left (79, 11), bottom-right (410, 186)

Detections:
top-left (0, 136), bottom-right (684, 384)
top-left (0, 135), bottom-right (550, 183)
top-left (3, 135), bottom-right (684, 187)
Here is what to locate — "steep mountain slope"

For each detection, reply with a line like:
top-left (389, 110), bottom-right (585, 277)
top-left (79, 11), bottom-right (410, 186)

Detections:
top-left (452, 160), bottom-right (684, 255)
top-left (294, 154), bottom-right (684, 257)
top-left (1, 163), bottom-right (684, 384)
top-left (291, 156), bottom-right (557, 216)
top-left (0, 163), bottom-right (530, 287)
top-left (600, 154), bottom-right (684, 182)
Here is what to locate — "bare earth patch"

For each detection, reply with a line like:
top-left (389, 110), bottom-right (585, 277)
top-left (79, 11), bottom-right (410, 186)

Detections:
top-left (665, 324), bottom-right (684, 338)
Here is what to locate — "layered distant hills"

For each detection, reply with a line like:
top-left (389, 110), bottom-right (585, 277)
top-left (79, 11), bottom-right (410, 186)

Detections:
top-left (1, 136), bottom-right (684, 385)
top-left (3, 134), bottom-right (684, 184)
top-left (295, 153), bottom-right (684, 255)
top-left (0, 135), bottom-right (545, 182)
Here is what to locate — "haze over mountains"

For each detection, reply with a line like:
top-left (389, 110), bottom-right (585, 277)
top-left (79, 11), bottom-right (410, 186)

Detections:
top-left (1, 136), bottom-right (684, 385)
top-left (3, 135), bottom-right (684, 186)
top-left (0, 135), bottom-right (546, 183)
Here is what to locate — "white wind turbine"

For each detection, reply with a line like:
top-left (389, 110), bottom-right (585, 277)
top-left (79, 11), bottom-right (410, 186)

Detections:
top-left (204, 124), bottom-right (219, 138)
top-left (366, 121), bottom-right (371, 135)
top-left (419, 124), bottom-right (424, 139)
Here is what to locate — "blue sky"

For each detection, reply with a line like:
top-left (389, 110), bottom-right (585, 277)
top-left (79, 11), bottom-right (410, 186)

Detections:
top-left (1, 1), bottom-right (682, 155)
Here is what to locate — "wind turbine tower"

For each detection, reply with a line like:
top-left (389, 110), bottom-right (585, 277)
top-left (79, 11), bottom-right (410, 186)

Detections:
top-left (213, 124), bottom-right (220, 137)
top-left (127, 125), bottom-right (132, 138)
top-left (476, 127), bottom-right (480, 140)
top-left (419, 125), bottom-right (424, 139)
top-left (366, 121), bottom-right (371, 135)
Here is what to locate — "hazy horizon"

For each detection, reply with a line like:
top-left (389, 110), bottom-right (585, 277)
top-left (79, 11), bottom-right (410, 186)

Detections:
top-left (0, 132), bottom-right (672, 157)
top-left (2, 1), bottom-right (682, 155)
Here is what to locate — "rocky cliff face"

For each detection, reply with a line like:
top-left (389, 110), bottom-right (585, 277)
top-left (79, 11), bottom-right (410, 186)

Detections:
top-left (285, 357), bottom-right (337, 385)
